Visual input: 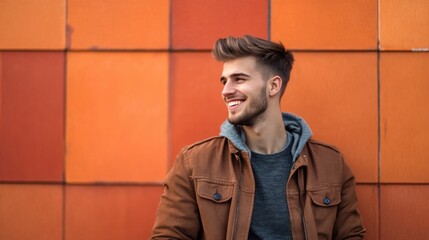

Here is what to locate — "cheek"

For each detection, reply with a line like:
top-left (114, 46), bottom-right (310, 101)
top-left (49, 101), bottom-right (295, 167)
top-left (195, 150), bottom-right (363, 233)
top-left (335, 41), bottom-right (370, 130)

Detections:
top-left (238, 84), bottom-right (258, 94)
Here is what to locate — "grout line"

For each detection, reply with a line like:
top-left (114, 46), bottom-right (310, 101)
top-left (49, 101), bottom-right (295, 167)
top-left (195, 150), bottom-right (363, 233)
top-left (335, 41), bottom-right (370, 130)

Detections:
top-left (0, 181), bottom-right (165, 186)
top-left (0, 48), bottom-right (422, 53)
top-left (167, 54), bottom-right (173, 171)
top-left (62, 50), bottom-right (67, 240)
top-left (167, 0), bottom-right (173, 171)
top-left (63, 1), bottom-right (69, 239)
top-left (63, 2), bottom-right (68, 240)
top-left (62, 182), bottom-right (67, 240)
top-left (377, 47), bottom-right (382, 240)
top-left (64, 182), bottom-right (165, 187)
top-left (377, 0), bottom-right (382, 239)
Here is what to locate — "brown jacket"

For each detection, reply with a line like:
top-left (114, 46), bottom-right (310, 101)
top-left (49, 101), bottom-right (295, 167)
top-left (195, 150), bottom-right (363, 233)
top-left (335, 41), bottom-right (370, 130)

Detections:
top-left (150, 137), bottom-right (365, 239)
top-left (151, 113), bottom-right (365, 239)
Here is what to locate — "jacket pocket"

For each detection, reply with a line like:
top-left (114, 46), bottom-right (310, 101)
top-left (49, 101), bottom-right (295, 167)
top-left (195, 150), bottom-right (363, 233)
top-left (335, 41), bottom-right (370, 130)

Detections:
top-left (195, 179), bottom-right (235, 238)
top-left (308, 186), bottom-right (341, 207)
top-left (307, 186), bottom-right (341, 237)
top-left (197, 179), bottom-right (234, 203)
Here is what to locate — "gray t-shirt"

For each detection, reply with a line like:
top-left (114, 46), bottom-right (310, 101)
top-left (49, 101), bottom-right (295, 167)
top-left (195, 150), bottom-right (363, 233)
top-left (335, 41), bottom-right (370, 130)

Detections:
top-left (248, 132), bottom-right (293, 240)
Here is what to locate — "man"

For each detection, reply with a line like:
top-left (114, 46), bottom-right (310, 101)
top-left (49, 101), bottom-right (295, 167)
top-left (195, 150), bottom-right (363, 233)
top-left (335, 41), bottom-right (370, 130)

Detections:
top-left (150, 35), bottom-right (365, 239)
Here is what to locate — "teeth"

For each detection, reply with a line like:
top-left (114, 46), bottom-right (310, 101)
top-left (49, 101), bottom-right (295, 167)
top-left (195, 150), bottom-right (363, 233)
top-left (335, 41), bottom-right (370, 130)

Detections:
top-left (228, 100), bottom-right (242, 107)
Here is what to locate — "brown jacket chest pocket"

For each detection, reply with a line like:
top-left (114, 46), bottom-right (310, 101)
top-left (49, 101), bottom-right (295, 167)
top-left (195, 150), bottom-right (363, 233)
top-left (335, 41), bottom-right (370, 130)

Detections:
top-left (307, 186), bottom-right (341, 236)
top-left (195, 179), bottom-right (235, 237)
top-left (197, 180), bottom-right (234, 203)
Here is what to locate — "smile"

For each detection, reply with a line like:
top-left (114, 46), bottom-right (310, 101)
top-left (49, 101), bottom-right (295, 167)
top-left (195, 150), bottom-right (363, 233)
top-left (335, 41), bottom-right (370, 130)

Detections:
top-left (228, 100), bottom-right (243, 107)
top-left (226, 99), bottom-right (245, 111)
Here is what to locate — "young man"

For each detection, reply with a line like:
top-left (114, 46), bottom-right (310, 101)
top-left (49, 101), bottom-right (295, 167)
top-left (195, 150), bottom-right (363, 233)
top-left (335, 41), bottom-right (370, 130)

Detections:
top-left (150, 35), bottom-right (365, 239)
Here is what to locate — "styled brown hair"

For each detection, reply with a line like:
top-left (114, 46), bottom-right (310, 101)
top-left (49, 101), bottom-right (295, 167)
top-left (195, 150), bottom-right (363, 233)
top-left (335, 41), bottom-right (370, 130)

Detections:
top-left (213, 35), bottom-right (294, 97)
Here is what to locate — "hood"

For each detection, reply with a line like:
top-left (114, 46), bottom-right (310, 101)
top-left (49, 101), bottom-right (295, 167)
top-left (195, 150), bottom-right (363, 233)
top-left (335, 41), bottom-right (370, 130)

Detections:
top-left (219, 112), bottom-right (312, 161)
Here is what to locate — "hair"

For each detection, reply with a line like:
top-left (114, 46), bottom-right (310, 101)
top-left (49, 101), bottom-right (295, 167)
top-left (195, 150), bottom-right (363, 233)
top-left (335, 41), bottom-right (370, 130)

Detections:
top-left (212, 35), bottom-right (294, 97)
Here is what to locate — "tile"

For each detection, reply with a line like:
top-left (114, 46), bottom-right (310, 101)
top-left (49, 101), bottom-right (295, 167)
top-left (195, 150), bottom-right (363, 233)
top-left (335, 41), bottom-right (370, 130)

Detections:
top-left (271, 0), bottom-right (377, 50)
top-left (0, 184), bottom-right (63, 240)
top-left (380, 52), bottom-right (429, 183)
top-left (0, 52), bottom-right (64, 182)
top-left (66, 52), bottom-right (168, 183)
top-left (0, 0), bottom-right (65, 50)
top-left (355, 184), bottom-right (379, 240)
top-left (281, 52), bottom-right (378, 183)
top-left (67, 0), bottom-right (169, 49)
top-left (380, 0), bottom-right (429, 50)
top-left (380, 185), bottom-right (429, 239)
top-left (65, 185), bottom-right (163, 240)
top-left (171, 52), bottom-right (225, 162)
top-left (172, 0), bottom-right (268, 49)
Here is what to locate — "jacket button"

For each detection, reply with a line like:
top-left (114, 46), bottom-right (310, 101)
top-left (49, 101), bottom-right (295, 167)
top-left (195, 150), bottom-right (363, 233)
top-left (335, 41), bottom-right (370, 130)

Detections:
top-left (323, 197), bottom-right (331, 205)
top-left (213, 192), bottom-right (222, 201)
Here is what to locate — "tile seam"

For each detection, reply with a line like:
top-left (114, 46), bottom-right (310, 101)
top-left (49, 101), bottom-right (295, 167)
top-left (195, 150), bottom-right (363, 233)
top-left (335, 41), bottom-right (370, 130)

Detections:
top-left (377, 46), bottom-right (381, 240)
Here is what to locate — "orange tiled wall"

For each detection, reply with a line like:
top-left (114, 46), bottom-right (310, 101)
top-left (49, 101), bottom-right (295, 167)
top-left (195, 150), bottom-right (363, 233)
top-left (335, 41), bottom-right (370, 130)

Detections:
top-left (0, 0), bottom-right (428, 239)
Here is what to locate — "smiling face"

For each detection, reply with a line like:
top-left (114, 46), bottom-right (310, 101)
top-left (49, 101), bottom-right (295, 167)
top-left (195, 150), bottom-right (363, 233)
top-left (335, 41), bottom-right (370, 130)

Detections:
top-left (221, 56), bottom-right (269, 126)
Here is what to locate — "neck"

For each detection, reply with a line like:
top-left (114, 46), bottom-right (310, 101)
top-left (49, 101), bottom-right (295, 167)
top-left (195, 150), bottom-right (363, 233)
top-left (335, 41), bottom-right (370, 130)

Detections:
top-left (243, 111), bottom-right (286, 154)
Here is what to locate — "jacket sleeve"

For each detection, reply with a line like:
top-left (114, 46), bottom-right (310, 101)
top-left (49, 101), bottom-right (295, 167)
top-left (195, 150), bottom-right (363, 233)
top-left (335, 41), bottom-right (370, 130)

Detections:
top-left (150, 149), bottom-right (201, 239)
top-left (333, 159), bottom-right (366, 239)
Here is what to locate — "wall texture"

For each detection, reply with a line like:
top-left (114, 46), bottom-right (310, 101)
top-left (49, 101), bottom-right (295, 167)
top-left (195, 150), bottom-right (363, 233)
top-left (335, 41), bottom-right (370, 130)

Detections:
top-left (1, 0), bottom-right (428, 239)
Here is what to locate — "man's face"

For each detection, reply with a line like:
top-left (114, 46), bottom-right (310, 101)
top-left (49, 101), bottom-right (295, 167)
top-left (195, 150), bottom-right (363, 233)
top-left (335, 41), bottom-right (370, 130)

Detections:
top-left (220, 56), bottom-right (268, 126)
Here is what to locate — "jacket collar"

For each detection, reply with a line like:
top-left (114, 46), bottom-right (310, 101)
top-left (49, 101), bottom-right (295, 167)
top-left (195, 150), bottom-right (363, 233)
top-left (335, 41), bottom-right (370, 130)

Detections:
top-left (219, 112), bottom-right (313, 161)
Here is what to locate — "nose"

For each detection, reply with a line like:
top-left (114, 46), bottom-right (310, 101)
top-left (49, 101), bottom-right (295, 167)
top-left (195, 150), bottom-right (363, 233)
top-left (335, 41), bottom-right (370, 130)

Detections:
top-left (221, 80), bottom-right (235, 97)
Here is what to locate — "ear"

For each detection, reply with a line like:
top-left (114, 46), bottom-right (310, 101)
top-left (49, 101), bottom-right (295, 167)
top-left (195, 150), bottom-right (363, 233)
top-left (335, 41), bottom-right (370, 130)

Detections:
top-left (268, 76), bottom-right (282, 97)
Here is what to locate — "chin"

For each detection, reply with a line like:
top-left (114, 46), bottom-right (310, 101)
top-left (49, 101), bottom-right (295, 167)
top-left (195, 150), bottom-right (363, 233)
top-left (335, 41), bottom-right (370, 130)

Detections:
top-left (227, 115), bottom-right (240, 125)
top-left (227, 116), bottom-right (254, 126)
top-left (227, 117), bottom-right (238, 125)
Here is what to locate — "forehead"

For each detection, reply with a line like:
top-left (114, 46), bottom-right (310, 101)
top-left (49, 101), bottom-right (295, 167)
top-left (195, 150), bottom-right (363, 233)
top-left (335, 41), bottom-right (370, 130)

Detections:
top-left (221, 56), bottom-right (261, 78)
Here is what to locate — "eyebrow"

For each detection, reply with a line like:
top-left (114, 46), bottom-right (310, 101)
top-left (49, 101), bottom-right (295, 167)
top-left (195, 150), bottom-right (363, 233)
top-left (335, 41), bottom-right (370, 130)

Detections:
top-left (220, 72), bottom-right (251, 82)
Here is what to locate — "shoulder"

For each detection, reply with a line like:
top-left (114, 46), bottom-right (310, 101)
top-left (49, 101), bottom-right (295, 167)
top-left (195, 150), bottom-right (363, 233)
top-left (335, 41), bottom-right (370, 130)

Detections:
top-left (177, 136), bottom-right (232, 164)
top-left (304, 139), bottom-right (351, 185)
top-left (174, 136), bottom-right (237, 178)
top-left (305, 138), bottom-right (345, 167)
top-left (183, 136), bottom-right (229, 152)
top-left (307, 138), bottom-right (341, 154)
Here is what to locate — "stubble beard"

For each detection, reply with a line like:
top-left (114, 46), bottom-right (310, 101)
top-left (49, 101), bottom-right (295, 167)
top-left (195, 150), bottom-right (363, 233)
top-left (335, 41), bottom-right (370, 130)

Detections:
top-left (227, 86), bottom-right (268, 126)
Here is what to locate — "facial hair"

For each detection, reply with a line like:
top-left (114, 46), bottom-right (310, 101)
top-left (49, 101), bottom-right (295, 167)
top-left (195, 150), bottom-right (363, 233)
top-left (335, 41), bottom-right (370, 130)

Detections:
top-left (227, 85), bottom-right (268, 126)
